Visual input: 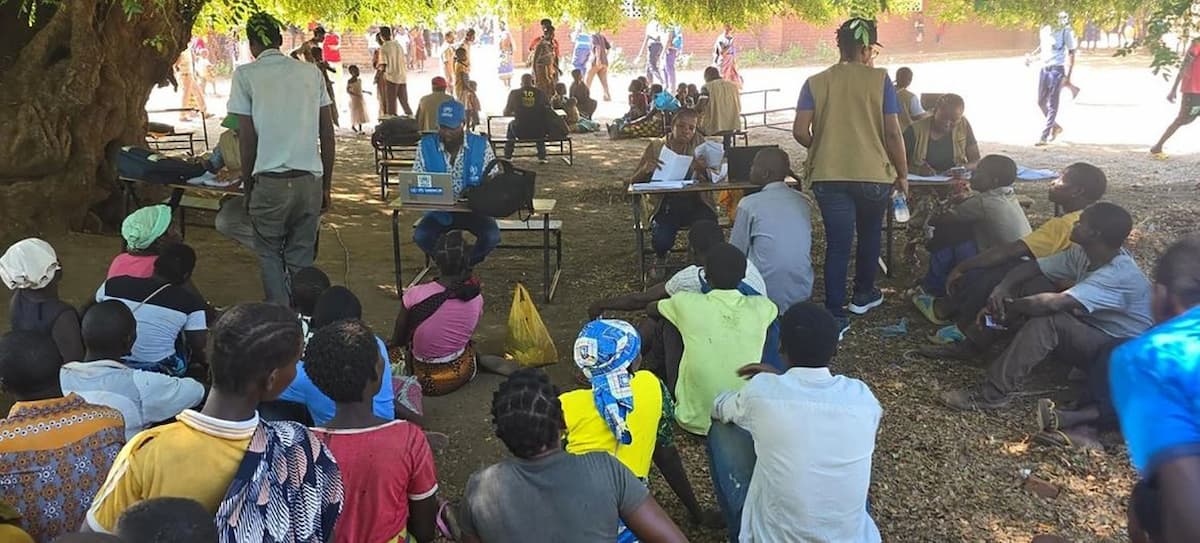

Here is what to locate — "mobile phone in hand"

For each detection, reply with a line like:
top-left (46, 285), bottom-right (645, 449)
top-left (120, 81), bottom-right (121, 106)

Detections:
top-left (984, 314), bottom-right (1007, 330)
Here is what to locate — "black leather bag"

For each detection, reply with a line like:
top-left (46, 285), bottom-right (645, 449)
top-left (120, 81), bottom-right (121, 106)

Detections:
top-left (463, 159), bottom-right (535, 219)
top-left (116, 146), bottom-right (206, 184)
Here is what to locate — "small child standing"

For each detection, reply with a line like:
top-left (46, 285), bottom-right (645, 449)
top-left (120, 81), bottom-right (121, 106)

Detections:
top-left (465, 80), bottom-right (481, 131)
top-left (346, 65), bottom-right (368, 133)
top-left (453, 47), bottom-right (470, 102)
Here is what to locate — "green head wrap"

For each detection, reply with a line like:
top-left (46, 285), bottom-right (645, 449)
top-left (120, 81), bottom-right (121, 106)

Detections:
top-left (121, 205), bottom-right (173, 250)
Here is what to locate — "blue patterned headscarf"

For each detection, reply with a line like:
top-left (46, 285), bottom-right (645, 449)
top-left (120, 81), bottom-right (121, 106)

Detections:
top-left (574, 319), bottom-right (642, 445)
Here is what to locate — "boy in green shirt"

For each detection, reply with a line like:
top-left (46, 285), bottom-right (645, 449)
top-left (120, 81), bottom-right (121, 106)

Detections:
top-left (648, 243), bottom-right (777, 435)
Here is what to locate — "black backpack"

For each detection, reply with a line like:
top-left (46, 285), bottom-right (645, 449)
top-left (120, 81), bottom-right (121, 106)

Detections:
top-left (116, 146), bottom-right (207, 184)
top-left (372, 116), bottom-right (422, 148)
top-left (464, 159), bottom-right (535, 218)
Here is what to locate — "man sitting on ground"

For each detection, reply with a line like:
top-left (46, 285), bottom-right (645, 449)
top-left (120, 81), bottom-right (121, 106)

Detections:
top-left (96, 243), bottom-right (207, 377)
top-left (648, 243), bottom-right (778, 435)
top-left (940, 203), bottom-right (1153, 411)
top-left (460, 368), bottom-right (688, 543)
top-left (912, 154), bottom-right (1031, 317)
top-left (698, 66), bottom-right (741, 147)
top-left (587, 220), bottom-right (777, 373)
top-left (920, 162), bottom-right (1107, 346)
top-left (415, 76), bottom-right (454, 133)
top-left (731, 148), bottom-right (814, 312)
top-left (709, 302), bottom-right (882, 543)
top-left (1110, 237), bottom-right (1200, 543)
top-left (413, 99), bottom-right (500, 266)
top-left (61, 301), bottom-right (205, 440)
top-left (562, 320), bottom-right (723, 529)
top-left (629, 109), bottom-right (715, 278)
top-left (503, 73), bottom-right (552, 163)
top-left (570, 68), bottom-right (598, 119)
top-left (0, 332), bottom-right (125, 543)
top-left (904, 93), bottom-right (981, 175)
top-left (894, 67), bottom-right (928, 129)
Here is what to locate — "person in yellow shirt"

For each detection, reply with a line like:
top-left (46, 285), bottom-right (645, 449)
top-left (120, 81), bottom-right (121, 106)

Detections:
top-left (560, 319), bottom-right (723, 528)
top-left (85, 301), bottom-right (343, 542)
top-left (918, 162), bottom-right (1108, 359)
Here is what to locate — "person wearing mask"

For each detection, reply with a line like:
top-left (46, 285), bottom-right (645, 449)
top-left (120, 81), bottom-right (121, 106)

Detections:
top-left (227, 12), bottom-right (335, 306)
top-left (413, 100), bottom-right (499, 265)
top-left (792, 17), bottom-right (909, 339)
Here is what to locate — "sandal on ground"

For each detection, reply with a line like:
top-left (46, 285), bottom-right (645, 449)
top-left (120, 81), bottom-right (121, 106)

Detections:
top-left (940, 387), bottom-right (1010, 411)
top-left (912, 294), bottom-right (950, 325)
top-left (1032, 429), bottom-right (1072, 448)
top-left (1036, 398), bottom-right (1059, 432)
top-left (927, 324), bottom-right (965, 345)
top-left (436, 500), bottom-right (461, 541)
top-left (1151, 151), bottom-right (1169, 160)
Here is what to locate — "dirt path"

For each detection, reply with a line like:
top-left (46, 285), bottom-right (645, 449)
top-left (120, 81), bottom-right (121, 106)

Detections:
top-left (3, 52), bottom-right (1199, 541)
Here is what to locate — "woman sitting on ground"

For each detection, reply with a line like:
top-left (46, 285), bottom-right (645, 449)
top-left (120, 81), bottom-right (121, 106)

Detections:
top-left (562, 320), bottom-right (724, 530)
top-left (95, 243), bottom-right (207, 377)
top-left (0, 238), bottom-right (84, 362)
top-left (85, 303), bottom-right (343, 542)
top-left (609, 81), bottom-right (672, 140)
top-left (903, 93), bottom-right (981, 176)
top-left (306, 319), bottom-right (441, 543)
top-left (108, 205), bottom-right (180, 280)
top-left (389, 230), bottom-right (516, 397)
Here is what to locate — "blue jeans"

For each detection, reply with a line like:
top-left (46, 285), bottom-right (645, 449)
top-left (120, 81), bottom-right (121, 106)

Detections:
top-left (707, 421), bottom-right (757, 543)
top-left (1038, 66), bottom-right (1066, 140)
top-left (504, 123), bottom-right (546, 160)
top-left (413, 212), bottom-right (501, 265)
top-left (924, 240), bottom-right (978, 297)
top-left (650, 195), bottom-right (717, 257)
top-left (812, 182), bottom-right (891, 318)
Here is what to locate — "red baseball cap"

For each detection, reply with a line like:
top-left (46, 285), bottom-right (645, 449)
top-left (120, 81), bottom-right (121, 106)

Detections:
top-left (432, 76), bottom-right (448, 89)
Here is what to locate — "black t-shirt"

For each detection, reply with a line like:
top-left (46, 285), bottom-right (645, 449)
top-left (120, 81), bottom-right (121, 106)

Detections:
top-left (505, 87), bottom-right (549, 139)
top-left (903, 122), bottom-right (977, 173)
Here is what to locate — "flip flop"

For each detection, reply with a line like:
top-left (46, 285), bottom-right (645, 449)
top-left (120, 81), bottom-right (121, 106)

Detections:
top-left (436, 500), bottom-right (461, 541)
top-left (1032, 429), bottom-right (1072, 448)
top-left (912, 294), bottom-right (950, 325)
top-left (1037, 398), bottom-right (1060, 432)
top-left (927, 324), bottom-right (965, 345)
top-left (940, 387), bottom-right (1011, 411)
top-left (1151, 152), bottom-right (1169, 160)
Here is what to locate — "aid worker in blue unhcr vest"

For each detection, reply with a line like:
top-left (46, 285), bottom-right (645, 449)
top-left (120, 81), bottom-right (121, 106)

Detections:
top-left (412, 99), bottom-right (500, 265)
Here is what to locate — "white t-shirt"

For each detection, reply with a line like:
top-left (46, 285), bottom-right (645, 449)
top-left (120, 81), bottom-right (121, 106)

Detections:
top-left (713, 368), bottom-right (883, 543)
top-left (380, 40), bottom-right (408, 84)
top-left (61, 360), bottom-right (205, 440)
top-left (665, 262), bottom-right (768, 297)
top-left (96, 277), bottom-right (206, 364)
top-left (227, 49), bottom-right (332, 176)
top-left (1036, 245), bottom-right (1154, 338)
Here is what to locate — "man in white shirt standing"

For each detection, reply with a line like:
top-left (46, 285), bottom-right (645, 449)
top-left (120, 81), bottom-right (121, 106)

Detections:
top-left (710, 302), bottom-right (882, 543)
top-left (227, 12), bottom-right (335, 306)
top-left (379, 26), bottom-right (412, 116)
top-left (1028, 11), bottom-right (1078, 145)
top-left (61, 301), bottom-right (204, 440)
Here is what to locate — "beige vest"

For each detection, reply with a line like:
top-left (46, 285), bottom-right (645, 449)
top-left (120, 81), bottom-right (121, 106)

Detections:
top-left (910, 115), bottom-right (969, 168)
top-left (804, 63), bottom-right (895, 184)
top-left (217, 130), bottom-right (241, 173)
top-left (700, 79), bottom-right (742, 135)
top-left (896, 88), bottom-right (917, 130)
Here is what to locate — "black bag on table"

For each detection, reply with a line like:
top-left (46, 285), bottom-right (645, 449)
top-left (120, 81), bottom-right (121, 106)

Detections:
top-left (116, 146), bottom-right (206, 185)
top-left (372, 116), bottom-right (422, 148)
top-left (464, 159), bottom-right (535, 219)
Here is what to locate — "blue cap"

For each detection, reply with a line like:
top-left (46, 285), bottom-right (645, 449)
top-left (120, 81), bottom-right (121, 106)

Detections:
top-left (438, 100), bottom-right (466, 128)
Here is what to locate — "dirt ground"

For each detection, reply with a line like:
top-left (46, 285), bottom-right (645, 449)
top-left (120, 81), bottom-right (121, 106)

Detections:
top-left (3, 50), bottom-right (1200, 542)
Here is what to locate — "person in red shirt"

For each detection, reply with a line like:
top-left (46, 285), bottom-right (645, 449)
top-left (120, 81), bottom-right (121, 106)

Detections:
top-left (306, 319), bottom-right (441, 543)
top-left (323, 30), bottom-right (342, 83)
top-left (1150, 37), bottom-right (1200, 159)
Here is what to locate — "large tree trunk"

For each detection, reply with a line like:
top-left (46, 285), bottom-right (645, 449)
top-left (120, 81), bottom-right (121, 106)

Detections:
top-left (0, 0), bottom-right (202, 246)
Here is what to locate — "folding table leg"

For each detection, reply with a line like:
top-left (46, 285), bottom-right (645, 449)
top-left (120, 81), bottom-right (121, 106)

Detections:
top-left (391, 210), bottom-right (403, 295)
top-left (632, 194), bottom-right (645, 289)
top-left (542, 213), bottom-right (551, 302)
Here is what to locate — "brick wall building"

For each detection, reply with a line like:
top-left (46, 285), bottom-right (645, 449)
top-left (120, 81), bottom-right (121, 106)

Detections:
top-left (329, 14), bottom-right (1035, 72)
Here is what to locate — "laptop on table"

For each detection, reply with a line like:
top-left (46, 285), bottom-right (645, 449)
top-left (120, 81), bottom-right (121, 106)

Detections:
top-left (396, 171), bottom-right (456, 206)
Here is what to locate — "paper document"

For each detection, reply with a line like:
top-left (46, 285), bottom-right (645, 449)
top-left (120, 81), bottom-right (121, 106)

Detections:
top-left (186, 171), bottom-right (239, 188)
top-left (709, 163), bottom-right (729, 183)
top-left (631, 180), bottom-right (697, 191)
top-left (907, 174), bottom-right (951, 182)
top-left (694, 141), bottom-right (725, 170)
top-left (652, 146), bottom-right (694, 182)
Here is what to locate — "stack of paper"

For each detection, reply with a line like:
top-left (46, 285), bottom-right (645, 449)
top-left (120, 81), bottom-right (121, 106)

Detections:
top-left (185, 171), bottom-right (239, 188)
top-left (631, 180), bottom-right (696, 191)
top-left (652, 146), bottom-right (695, 182)
top-left (908, 174), bottom-right (952, 182)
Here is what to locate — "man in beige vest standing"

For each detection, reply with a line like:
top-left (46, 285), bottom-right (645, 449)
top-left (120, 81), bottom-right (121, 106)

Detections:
top-left (792, 18), bottom-right (908, 339)
top-left (698, 66), bottom-right (742, 148)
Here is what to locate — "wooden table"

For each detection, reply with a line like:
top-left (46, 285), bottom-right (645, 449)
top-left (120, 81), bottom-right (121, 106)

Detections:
top-left (627, 181), bottom-right (764, 288)
top-left (118, 177), bottom-right (240, 239)
top-left (389, 198), bottom-right (561, 302)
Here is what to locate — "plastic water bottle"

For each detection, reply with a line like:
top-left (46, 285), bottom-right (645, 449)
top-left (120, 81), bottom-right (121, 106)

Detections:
top-left (892, 192), bottom-right (911, 223)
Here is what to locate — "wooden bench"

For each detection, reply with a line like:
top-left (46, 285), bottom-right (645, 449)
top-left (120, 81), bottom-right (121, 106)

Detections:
top-left (374, 142), bottom-right (420, 200)
top-left (391, 198), bottom-right (563, 302)
top-left (145, 108), bottom-right (210, 156)
top-left (485, 116), bottom-right (574, 166)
